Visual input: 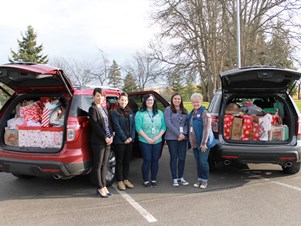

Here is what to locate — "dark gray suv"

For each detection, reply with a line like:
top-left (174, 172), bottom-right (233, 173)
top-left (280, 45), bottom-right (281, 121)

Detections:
top-left (208, 66), bottom-right (301, 174)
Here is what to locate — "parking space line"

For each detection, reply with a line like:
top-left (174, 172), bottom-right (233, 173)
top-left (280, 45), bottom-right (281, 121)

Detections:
top-left (264, 178), bottom-right (301, 192)
top-left (113, 186), bottom-right (157, 223)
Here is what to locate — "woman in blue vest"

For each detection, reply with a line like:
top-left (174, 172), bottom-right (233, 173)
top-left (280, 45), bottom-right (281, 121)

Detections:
top-left (187, 93), bottom-right (216, 189)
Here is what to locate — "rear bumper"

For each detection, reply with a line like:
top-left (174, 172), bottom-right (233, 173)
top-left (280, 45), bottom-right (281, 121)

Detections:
top-left (0, 157), bottom-right (91, 178)
top-left (211, 141), bottom-right (301, 165)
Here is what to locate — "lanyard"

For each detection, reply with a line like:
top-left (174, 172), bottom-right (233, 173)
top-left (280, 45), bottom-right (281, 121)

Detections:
top-left (147, 111), bottom-right (154, 124)
top-left (177, 112), bottom-right (183, 126)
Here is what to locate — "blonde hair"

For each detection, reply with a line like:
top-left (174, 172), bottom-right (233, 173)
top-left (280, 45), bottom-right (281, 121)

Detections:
top-left (190, 93), bottom-right (203, 102)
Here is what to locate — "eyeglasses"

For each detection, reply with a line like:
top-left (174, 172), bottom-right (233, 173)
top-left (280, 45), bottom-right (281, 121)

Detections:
top-left (146, 99), bottom-right (154, 102)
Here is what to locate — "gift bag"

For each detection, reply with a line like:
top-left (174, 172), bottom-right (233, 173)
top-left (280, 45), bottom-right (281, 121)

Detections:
top-left (224, 114), bottom-right (234, 139)
top-left (241, 115), bottom-right (253, 140)
top-left (231, 117), bottom-right (243, 140)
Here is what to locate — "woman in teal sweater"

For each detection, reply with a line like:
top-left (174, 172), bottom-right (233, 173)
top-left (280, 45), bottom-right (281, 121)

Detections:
top-left (135, 94), bottom-right (166, 187)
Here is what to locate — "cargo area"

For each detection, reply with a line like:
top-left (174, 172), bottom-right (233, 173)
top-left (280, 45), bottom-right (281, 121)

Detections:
top-left (3, 96), bottom-right (66, 151)
top-left (223, 96), bottom-right (290, 142)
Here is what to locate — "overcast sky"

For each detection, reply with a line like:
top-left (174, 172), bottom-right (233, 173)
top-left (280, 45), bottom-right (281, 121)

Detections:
top-left (0, 0), bottom-right (155, 65)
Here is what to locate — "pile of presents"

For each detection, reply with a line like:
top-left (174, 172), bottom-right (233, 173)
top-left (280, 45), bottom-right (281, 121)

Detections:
top-left (4, 97), bottom-right (65, 148)
top-left (224, 102), bottom-right (288, 141)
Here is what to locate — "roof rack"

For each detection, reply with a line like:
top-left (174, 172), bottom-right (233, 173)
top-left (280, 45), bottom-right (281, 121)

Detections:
top-left (73, 85), bottom-right (120, 91)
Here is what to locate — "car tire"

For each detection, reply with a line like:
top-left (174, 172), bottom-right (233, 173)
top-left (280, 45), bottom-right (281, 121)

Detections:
top-left (105, 149), bottom-right (116, 187)
top-left (12, 173), bottom-right (35, 179)
top-left (282, 162), bottom-right (301, 174)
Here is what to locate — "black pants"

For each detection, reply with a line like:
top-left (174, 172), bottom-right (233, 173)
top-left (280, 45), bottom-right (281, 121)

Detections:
top-left (114, 143), bottom-right (133, 182)
top-left (91, 143), bottom-right (111, 189)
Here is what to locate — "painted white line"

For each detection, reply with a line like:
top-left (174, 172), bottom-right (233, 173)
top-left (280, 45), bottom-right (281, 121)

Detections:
top-left (263, 178), bottom-right (301, 192)
top-left (113, 186), bottom-right (157, 223)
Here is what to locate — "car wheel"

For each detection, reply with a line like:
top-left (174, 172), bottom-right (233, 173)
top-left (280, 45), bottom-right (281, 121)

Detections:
top-left (12, 173), bottom-right (35, 179)
top-left (282, 162), bottom-right (301, 174)
top-left (106, 149), bottom-right (116, 186)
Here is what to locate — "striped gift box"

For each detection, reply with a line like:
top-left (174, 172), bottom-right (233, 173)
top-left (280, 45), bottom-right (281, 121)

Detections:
top-left (41, 107), bottom-right (51, 127)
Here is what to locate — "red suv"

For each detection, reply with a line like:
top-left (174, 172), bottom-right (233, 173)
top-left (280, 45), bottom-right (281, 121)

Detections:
top-left (0, 63), bottom-right (169, 186)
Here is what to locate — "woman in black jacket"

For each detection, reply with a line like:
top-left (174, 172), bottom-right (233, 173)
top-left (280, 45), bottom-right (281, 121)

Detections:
top-left (112, 92), bottom-right (136, 190)
top-left (89, 88), bottom-right (114, 198)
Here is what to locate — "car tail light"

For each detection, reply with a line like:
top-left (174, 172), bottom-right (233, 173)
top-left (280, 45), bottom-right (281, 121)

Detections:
top-left (67, 124), bottom-right (80, 141)
top-left (296, 116), bottom-right (301, 139)
top-left (211, 114), bottom-right (219, 133)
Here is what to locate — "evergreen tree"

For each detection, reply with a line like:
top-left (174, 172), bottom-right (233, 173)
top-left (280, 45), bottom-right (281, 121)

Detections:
top-left (267, 22), bottom-right (294, 68)
top-left (123, 72), bottom-right (138, 92)
top-left (9, 25), bottom-right (48, 63)
top-left (108, 60), bottom-right (122, 88)
top-left (167, 68), bottom-right (184, 93)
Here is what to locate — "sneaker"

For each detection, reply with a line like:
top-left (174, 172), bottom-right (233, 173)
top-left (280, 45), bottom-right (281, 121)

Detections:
top-left (193, 181), bottom-right (201, 188)
top-left (151, 181), bottom-right (158, 187)
top-left (117, 181), bottom-right (126, 191)
top-left (172, 179), bottom-right (179, 187)
top-left (200, 181), bottom-right (208, 189)
top-left (124, 180), bottom-right (134, 189)
top-left (143, 181), bottom-right (151, 188)
top-left (178, 178), bottom-right (189, 186)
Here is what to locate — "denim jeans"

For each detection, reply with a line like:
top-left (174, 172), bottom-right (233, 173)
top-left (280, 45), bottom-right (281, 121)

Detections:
top-left (193, 148), bottom-right (210, 181)
top-left (166, 140), bottom-right (187, 180)
top-left (139, 141), bottom-right (162, 182)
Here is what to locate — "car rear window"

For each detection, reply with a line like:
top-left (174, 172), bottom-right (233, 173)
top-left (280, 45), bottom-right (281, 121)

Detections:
top-left (69, 94), bottom-right (119, 117)
top-left (69, 95), bottom-right (92, 117)
top-left (0, 82), bottom-right (14, 108)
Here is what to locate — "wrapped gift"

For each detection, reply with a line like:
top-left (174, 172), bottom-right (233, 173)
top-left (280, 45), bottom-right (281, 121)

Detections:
top-left (20, 101), bottom-right (42, 122)
top-left (241, 114), bottom-right (253, 140)
top-left (18, 126), bottom-right (41, 147)
top-left (41, 127), bottom-right (64, 148)
top-left (231, 117), bottom-right (243, 140)
top-left (282, 125), bottom-right (289, 140)
top-left (269, 125), bottom-right (283, 141)
top-left (4, 127), bottom-right (19, 146)
top-left (41, 107), bottom-right (51, 127)
top-left (224, 114), bottom-right (234, 139)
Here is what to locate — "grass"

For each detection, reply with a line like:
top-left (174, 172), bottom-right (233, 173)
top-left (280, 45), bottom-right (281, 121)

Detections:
top-left (184, 102), bottom-right (208, 113)
top-left (184, 100), bottom-right (301, 113)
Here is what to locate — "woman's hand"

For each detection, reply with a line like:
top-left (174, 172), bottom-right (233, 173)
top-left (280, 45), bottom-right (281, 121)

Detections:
top-left (124, 137), bottom-right (132, 144)
top-left (178, 133), bottom-right (185, 141)
top-left (200, 144), bottom-right (207, 152)
top-left (147, 137), bottom-right (154, 144)
top-left (106, 137), bottom-right (113, 145)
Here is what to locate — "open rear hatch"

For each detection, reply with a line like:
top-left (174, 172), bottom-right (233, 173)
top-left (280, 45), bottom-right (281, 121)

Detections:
top-left (220, 66), bottom-right (301, 93)
top-left (220, 66), bottom-right (301, 143)
top-left (0, 63), bottom-right (74, 152)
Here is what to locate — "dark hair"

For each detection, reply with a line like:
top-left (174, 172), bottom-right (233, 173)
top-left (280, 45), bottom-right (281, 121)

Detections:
top-left (117, 92), bottom-right (131, 116)
top-left (93, 88), bottom-right (104, 96)
top-left (140, 94), bottom-right (158, 115)
top-left (170, 92), bottom-right (187, 114)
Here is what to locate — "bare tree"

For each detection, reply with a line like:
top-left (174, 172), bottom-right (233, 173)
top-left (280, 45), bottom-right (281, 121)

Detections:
top-left (150, 0), bottom-right (301, 101)
top-left (92, 49), bottom-right (110, 86)
top-left (50, 57), bottom-right (96, 86)
top-left (125, 50), bottom-right (162, 90)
